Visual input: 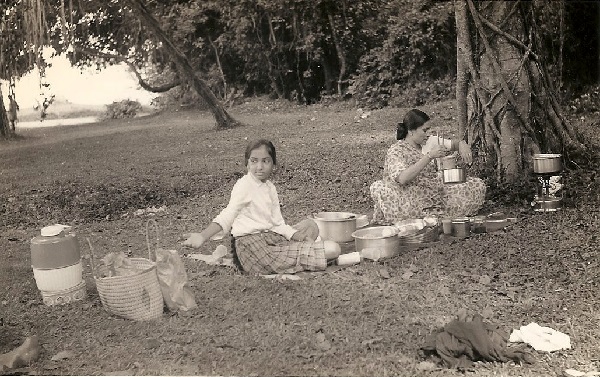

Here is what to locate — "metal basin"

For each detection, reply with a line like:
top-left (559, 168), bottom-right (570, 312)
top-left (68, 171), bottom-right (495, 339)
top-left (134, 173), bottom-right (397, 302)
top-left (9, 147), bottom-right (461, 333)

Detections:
top-left (533, 197), bottom-right (562, 212)
top-left (352, 226), bottom-right (400, 259)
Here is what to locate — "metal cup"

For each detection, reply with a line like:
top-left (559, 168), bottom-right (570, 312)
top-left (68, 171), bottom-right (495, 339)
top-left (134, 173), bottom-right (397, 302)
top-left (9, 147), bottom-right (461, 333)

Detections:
top-left (452, 218), bottom-right (471, 239)
top-left (441, 218), bottom-right (453, 235)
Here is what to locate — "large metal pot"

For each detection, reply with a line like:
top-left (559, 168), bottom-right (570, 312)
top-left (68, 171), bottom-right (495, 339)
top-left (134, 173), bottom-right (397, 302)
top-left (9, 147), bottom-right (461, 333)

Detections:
top-left (312, 212), bottom-right (357, 243)
top-left (442, 168), bottom-right (466, 184)
top-left (352, 226), bottom-right (400, 259)
top-left (533, 154), bottom-right (562, 174)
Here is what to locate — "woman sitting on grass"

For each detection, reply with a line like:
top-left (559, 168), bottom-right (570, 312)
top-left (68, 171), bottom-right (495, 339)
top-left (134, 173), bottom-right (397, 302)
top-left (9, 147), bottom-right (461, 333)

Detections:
top-left (182, 139), bottom-right (341, 274)
top-left (370, 109), bottom-right (486, 224)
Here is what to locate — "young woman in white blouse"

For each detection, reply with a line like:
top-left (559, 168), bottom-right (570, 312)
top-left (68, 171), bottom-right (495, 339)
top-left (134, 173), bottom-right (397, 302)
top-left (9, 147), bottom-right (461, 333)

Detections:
top-left (182, 139), bottom-right (340, 274)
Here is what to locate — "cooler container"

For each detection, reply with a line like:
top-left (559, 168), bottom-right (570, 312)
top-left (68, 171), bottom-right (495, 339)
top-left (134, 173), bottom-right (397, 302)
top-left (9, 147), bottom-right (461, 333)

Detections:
top-left (30, 226), bottom-right (86, 305)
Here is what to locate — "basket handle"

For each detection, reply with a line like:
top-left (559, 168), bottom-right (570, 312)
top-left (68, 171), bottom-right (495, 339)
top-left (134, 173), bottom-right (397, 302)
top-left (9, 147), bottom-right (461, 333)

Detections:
top-left (86, 237), bottom-right (99, 279)
top-left (145, 219), bottom-right (160, 261)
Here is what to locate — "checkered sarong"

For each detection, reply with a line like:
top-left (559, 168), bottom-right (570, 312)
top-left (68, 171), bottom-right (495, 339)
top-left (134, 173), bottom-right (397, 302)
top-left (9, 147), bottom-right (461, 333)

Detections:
top-left (234, 231), bottom-right (327, 275)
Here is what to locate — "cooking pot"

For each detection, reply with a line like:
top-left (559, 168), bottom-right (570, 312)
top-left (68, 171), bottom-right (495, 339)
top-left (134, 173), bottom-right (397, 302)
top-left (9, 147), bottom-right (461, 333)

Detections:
top-left (451, 217), bottom-right (471, 238)
top-left (442, 168), bottom-right (466, 184)
top-left (352, 226), bottom-right (400, 259)
top-left (312, 212), bottom-right (357, 243)
top-left (533, 154), bottom-right (562, 174)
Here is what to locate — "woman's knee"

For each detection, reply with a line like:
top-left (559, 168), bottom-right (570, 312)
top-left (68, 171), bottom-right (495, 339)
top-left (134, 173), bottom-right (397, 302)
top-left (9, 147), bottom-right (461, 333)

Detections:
top-left (323, 240), bottom-right (341, 260)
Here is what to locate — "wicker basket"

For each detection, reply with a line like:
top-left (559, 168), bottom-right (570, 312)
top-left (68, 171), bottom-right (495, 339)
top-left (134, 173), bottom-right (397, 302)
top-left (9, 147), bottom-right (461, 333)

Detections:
top-left (87, 238), bottom-right (163, 321)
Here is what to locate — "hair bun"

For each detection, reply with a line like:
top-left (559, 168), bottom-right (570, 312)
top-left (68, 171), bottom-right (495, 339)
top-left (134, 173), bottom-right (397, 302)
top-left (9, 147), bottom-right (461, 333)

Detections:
top-left (396, 122), bottom-right (408, 140)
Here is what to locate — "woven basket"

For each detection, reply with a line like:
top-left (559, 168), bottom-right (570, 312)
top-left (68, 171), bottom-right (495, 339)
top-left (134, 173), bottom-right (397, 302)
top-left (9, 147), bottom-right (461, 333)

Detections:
top-left (87, 237), bottom-right (163, 321)
top-left (398, 225), bottom-right (440, 245)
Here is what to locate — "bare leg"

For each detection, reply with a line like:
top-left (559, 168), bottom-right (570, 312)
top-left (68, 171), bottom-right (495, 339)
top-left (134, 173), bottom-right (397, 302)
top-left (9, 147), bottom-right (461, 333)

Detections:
top-left (323, 240), bottom-right (341, 260)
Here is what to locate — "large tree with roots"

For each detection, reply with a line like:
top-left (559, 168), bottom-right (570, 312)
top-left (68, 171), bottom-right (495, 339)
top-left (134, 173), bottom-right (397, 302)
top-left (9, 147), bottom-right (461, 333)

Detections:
top-left (455, 0), bottom-right (586, 182)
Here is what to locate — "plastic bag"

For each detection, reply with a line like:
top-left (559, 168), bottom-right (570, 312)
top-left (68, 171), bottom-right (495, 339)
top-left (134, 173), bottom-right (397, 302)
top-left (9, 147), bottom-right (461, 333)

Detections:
top-left (155, 248), bottom-right (197, 312)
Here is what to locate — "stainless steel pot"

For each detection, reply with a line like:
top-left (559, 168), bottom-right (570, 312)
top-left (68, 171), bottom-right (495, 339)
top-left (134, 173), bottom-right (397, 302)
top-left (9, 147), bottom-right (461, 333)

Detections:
top-left (313, 212), bottom-right (357, 243)
top-left (442, 168), bottom-right (466, 184)
top-left (451, 217), bottom-right (470, 238)
top-left (352, 226), bottom-right (400, 259)
top-left (533, 154), bottom-right (562, 174)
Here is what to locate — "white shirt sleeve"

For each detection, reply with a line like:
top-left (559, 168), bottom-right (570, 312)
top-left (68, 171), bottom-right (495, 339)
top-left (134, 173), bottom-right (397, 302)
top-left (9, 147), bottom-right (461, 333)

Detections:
top-left (212, 178), bottom-right (251, 235)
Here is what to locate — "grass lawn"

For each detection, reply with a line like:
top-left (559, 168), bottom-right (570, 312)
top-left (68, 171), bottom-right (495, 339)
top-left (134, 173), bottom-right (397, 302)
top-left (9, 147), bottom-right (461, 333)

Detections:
top-left (1, 98), bottom-right (598, 376)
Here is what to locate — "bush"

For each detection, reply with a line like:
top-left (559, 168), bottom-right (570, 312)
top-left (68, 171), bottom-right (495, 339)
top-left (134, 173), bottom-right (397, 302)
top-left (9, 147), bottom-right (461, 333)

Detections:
top-left (103, 100), bottom-right (143, 119)
top-left (566, 85), bottom-right (600, 114)
top-left (348, 1), bottom-right (456, 109)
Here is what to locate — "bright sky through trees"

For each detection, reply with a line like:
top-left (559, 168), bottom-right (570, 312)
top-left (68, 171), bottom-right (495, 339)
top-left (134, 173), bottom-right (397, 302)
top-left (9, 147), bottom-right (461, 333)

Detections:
top-left (5, 54), bottom-right (154, 109)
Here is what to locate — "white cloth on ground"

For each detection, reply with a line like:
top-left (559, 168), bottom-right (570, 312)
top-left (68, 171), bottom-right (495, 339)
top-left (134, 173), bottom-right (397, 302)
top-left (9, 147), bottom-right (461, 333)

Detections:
top-left (509, 322), bottom-right (571, 352)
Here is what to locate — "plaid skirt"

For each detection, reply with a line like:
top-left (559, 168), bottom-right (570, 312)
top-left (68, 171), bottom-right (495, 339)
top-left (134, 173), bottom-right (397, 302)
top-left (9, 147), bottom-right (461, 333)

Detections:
top-left (234, 231), bottom-right (327, 275)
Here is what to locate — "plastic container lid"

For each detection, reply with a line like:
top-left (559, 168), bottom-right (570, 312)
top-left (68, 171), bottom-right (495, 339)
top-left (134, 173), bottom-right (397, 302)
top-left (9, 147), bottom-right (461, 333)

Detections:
top-left (30, 232), bottom-right (81, 270)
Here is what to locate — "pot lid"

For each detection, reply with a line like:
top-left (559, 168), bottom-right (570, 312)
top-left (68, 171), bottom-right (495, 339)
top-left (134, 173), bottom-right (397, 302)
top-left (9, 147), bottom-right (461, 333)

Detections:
top-left (533, 153), bottom-right (561, 159)
top-left (40, 224), bottom-right (72, 237)
top-left (313, 212), bottom-right (356, 221)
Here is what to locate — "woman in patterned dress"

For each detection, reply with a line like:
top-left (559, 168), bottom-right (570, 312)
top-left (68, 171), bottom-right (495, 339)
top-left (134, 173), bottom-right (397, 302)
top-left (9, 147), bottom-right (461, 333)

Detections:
top-left (182, 139), bottom-right (341, 274)
top-left (370, 109), bottom-right (486, 224)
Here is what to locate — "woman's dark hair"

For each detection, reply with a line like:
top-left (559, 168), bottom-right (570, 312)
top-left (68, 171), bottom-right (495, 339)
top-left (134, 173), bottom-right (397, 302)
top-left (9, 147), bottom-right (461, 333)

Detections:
top-left (244, 139), bottom-right (277, 165)
top-left (396, 109), bottom-right (430, 140)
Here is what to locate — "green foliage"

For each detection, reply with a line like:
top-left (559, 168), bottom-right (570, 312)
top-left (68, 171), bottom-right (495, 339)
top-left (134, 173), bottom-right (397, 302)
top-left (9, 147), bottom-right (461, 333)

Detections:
top-left (103, 100), bottom-right (142, 119)
top-left (6, 0), bottom-right (598, 112)
top-left (469, 156), bottom-right (538, 208)
top-left (348, 0), bottom-right (456, 109)
top-left (567, 85), bottom-right (600, 114)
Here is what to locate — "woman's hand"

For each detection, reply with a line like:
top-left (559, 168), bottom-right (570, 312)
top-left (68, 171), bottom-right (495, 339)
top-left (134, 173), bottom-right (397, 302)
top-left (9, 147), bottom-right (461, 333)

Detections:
top-left (427, 144), bottom-right (449, 159)
top-left (181, 233), bottom-right (206, 248)
top-left (291, 229), bottom-right (312, 242)
top-left (458, 140), bottom-right (473, 164)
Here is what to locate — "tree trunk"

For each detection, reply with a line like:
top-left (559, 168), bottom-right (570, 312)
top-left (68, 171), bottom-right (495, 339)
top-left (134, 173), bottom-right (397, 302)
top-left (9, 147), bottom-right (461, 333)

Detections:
top-left (458, 0), bottom-right (585, 182)
top-left (455, 0), bottom-right (470, 142)
top-left (208, 36), bottom-right (227, 101)
top-left (0, 85), bottom-right (12, 138)
top-left (327, 12), bottom-right (346, 98)
top-left (124, 0), bottom-right (240, 129)
top-left (477, 1), bottom-right (528, 180)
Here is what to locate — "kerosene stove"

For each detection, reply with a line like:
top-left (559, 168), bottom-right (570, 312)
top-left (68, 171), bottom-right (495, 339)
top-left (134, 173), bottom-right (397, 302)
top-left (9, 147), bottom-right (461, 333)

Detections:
top-left (532, 153), bottom-right (563, 212)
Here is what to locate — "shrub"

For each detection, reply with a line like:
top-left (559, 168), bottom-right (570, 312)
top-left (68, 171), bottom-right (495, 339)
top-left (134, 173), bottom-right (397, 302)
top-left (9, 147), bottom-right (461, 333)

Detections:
top-left (566, 85), bottom-right (600, 114)
top-left (348, 1), bottom-right (456, 109)
top-left (103, 99), bottom-right (143, 119)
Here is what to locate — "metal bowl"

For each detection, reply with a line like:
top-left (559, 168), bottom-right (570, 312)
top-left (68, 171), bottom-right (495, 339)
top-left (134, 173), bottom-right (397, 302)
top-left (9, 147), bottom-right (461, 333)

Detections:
top-left (484, 217), bottom-right (508, 232)
top-left (442, 168), bottom-right (466, 184)
top-left (352, 226), bottom-right (400, 259)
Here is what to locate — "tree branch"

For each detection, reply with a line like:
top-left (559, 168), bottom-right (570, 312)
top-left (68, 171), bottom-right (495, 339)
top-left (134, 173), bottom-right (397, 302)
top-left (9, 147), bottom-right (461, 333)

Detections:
top-left (74, 46), bottom-right (181, 93)
top-left (478, 16), bottom-right (539, 62)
